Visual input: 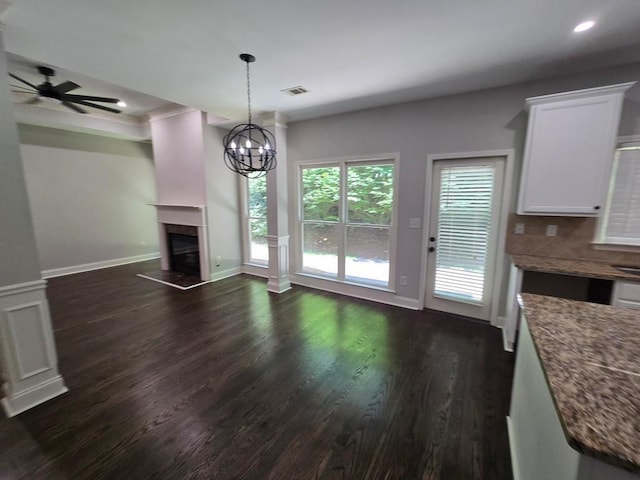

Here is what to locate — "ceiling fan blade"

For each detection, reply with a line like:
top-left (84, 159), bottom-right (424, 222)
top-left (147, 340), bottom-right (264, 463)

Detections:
top-left (24, 96), bottom-right (41, 105)
top-left (62, 101), bottom-right (87, 114)
top-left (54, 81), bottom-right (81, 94)
top-left (11, 85), bottom-right (38, 95)
top-left (11, 84), bottom-right (37, 92)
top-left (62, 93), bottom-right (119, 103)
top-left (8, 72), bottom-right (40, 91)
top-left (71, 99), bottom-right (121, 114)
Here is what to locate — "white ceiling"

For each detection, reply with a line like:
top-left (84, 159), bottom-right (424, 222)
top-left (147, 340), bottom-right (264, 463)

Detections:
top-left (3, 0), bottom-right (640, 123)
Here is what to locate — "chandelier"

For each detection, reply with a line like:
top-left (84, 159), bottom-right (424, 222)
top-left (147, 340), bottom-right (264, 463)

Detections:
top-left (223, 54), bottom-right (277, 178)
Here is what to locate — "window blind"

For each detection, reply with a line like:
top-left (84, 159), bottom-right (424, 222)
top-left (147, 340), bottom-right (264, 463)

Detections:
top-left (434, 165), bottom-right (495, 303)
top-left (603, 147), bottom-right (640, 245)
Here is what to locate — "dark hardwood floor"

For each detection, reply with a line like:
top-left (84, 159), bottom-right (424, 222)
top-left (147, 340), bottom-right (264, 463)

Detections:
top-left (0, 261), bottom-right (514, 479)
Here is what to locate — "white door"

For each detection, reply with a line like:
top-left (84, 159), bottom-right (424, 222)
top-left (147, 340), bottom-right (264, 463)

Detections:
top-left (425, 157), bottom-right (505, 320)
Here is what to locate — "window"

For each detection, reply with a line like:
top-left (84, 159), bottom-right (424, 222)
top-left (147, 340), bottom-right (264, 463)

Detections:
top-left (598, 145), bottom-right (640, 247)
top-left (299, 159), bottom-right (396, 287)
top-left (244, 175), bottom-right (268, 264)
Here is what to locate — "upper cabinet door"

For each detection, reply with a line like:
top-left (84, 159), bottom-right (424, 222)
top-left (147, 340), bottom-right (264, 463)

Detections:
top-left (517, 83), bottom-right (635, 216)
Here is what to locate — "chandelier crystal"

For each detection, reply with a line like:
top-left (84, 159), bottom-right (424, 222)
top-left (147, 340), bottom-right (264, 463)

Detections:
top-left (223, 54), bottom-right (276, 178)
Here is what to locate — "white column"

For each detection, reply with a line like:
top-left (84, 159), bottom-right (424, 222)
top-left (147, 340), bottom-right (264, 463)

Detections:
top-left (263, 113), bottom-right (291, 293)
top-left (0, 24), bottom-right (67, 417)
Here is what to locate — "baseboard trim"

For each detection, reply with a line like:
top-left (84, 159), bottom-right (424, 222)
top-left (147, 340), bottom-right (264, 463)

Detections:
top-left (288, 274), bottom-right (421, 310)
top-left (42, 252), bottom-right (161, 279)
top-left (210, 266), bottom-right (242, 282)
top-left (1, 375), bottom-right (68, 418)
top-left (506, 416), bottom-right (521, 480)
top-left (242, 264), bottom-right (269, 278)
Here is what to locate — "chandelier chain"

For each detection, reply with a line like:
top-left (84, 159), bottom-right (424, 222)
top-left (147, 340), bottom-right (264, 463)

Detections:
top-left (246, 60), bottom-right (252, 125)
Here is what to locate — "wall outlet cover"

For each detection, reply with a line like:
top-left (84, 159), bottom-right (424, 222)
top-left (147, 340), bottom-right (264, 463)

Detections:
top-left (546, 225), bottom-right (558, 236)
top-left (515, 223), bottom-right (525, 235)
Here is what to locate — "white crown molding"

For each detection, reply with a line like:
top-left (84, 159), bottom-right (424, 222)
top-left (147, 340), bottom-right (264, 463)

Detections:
top-left (13, 102), bottom-right (150, 141)
top-left (525, 82), bottom-right (636, 109)
top-left (147, 105), bottom-right (199, 123)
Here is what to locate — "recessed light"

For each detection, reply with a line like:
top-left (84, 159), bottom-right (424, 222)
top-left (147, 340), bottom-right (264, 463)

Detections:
top-left (574, 21), bottom-right (595, 33)
top-left (117, 100), bottom-right (127, 107)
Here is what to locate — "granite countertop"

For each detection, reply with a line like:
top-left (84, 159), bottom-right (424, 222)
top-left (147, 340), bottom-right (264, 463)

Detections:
top-left (511, 254), bottom-right (640, 282)
top-left (519, 293), bottom-right (640, 473)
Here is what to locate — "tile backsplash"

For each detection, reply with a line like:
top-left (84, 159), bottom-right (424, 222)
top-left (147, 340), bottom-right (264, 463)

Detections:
top-left (505, 214), bottom-right (640, 265)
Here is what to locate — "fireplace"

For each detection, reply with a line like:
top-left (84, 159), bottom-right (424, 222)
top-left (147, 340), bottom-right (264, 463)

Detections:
top-left (151, 204), bottom-right (211, 282)
top-left (166, 224), bottom-right (200, 277)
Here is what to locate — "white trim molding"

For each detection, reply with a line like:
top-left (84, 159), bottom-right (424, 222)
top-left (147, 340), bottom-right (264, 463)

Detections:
top-left (42, 252), bottom-right (160, 278)
top-left (210, 266), bottom-right (243, 282)
top-left (0, 280), bottom-right (67, 417)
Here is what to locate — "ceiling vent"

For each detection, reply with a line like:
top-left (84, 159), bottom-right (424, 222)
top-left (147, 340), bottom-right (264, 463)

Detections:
top-left (281, 86), bottom-right (309, 96)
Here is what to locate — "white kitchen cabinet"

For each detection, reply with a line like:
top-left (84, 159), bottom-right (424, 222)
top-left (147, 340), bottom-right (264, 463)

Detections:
top-left (611, 281), bottom-right (640, 310)
top-left (517, 82), bottom-right (634, 216)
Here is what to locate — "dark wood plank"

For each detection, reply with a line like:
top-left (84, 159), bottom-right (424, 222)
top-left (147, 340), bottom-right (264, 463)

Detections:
top-left (0, 260), bottom-right (514, 479)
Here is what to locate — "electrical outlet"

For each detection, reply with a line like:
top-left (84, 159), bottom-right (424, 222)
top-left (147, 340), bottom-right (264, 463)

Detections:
top-left (409, 218), bottom-right (421, 229)
top-left (515, 223), bottom-right (525, 235)
top-left (546, 225), bottom-right (558, 237)
top-left (399, 276), bottom-right (408, 286)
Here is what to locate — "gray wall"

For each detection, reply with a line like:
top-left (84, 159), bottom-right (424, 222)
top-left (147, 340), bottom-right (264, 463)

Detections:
top-left (0, 33), bottom-right (42, 287)
top-left (288, 62), bottom-right (640, 301)
top-left (19, 125), bottom-right (159, 272)
top-left (203, 125), bottom-right (243, 274)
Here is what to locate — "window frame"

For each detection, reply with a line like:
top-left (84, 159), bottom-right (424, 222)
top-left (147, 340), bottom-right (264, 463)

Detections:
top-left (240, 175), bottom-right (269, 267)
top-left (594, 137), bottom-right (640, 252)
top-left (294, 154), bottom-right (399, 290)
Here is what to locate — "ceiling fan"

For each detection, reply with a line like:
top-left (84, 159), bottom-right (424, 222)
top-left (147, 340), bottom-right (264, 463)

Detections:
top-left (9, 65), bottom-right (122, 114)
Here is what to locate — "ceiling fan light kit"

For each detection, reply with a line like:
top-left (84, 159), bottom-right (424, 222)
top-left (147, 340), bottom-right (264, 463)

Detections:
top-left (9, 65), bottom-right (122, 114)
top-left (222, 53), bottom-right (277, 178)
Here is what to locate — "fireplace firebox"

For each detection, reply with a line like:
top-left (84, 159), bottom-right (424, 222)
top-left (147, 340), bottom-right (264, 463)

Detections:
top-left (166, 224), bottom-right (200, 277)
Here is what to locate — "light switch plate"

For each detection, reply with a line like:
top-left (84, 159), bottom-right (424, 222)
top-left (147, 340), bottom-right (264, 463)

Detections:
top-left (546, 225), bottom-right (558, 237)
top-left (515, 223), bottom-right (525, 235)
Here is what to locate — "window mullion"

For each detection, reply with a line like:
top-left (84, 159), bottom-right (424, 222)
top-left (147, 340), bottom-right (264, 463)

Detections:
top-left (337, 162), bottom-right (347, 280)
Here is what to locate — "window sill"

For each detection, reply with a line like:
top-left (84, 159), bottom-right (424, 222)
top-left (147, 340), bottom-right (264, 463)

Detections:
top-left (591, 242), bottom-right (640, 254)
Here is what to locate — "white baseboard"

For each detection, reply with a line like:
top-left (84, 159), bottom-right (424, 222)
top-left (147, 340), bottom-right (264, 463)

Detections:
top-left (242, 264), bottom-right (269, 278)
top-left (2, 376), bottom-right (68, 418)
top-left (288, 274), bottom-right (421, 310)
top-left (42, 252), bottom-right (161, 278)
top-left (210, 266), bottom-right (242, 282)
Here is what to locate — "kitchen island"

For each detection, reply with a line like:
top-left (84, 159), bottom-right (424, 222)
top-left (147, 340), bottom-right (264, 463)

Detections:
top-left (508, 293), bottom-right (640, 480)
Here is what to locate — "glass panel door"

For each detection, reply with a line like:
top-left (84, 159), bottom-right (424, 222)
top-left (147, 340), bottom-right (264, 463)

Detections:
top-left (425, 157), bottom-right (504, 320)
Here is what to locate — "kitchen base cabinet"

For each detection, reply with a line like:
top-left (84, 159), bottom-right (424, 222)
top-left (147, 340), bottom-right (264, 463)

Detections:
top-left (508, 316), bottom-right (639, 480)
